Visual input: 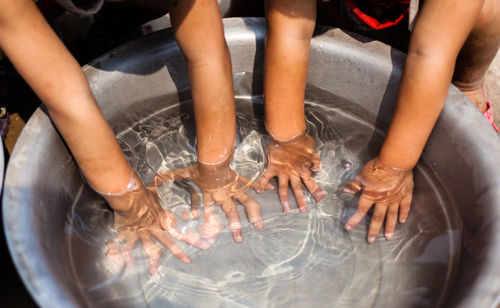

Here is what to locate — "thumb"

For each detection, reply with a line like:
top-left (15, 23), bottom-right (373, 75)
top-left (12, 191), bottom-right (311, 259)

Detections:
top-left (344, 179), bottom-right (362, 194)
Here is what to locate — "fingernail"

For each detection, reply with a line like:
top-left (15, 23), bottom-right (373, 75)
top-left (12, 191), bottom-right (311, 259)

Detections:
top-left (314, 190), bottom-right (327, 202)
top-left (199, 240), bottom-right (211, 250)
top-left (235, 235), bottom-right (243, 242)
top-left (343, 187), bottom-right (354, 194)
top-left (182, 257), bottom-right (191, 264)
top-left (385, 233), bottom-right (393, 240)
top-left (400, 218), bottom-right (406, 223)
top-left (345, 224), bottom-right (352, 231)
top-left (368, 236), bottom-right (376, 243)
top-left (256, 188), bottom-right (263, 194)
top-left (299, 207), bottom-right (308, 213)
top-left (283, 201), bottom-right (290, 212)
top-left (253, 219), bottom-right (264, 230)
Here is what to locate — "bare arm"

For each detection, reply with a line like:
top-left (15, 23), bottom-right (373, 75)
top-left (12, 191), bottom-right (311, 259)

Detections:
top-left (170, 0), bottom-right (235, 164)
top-left (379, 0), bottom-right (485, 169)
top-left (264, 0), bottom-right (316, 140)
top-left (345, 0), bottom-right (486, 242)
top-left (0, 0), bottom-right (132, 202)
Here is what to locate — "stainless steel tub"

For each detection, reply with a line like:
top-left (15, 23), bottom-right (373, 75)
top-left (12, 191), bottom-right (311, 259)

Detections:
top-left (3, 18), bottom-right (500, 308)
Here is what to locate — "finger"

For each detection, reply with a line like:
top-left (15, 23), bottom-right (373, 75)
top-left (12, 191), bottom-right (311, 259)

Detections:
top-left (311, 153), bottom-right (322, 172)
top-left (198, 205), bottom-right (222, 245)
top-left (235, 193), bottom-right (264, 230)
top-left (121, 231), bottom-right (138, 252)
top-left (290, 176), bottom-right (308, 213)
top-left (302, 175), bottom-right (326, 202)
top-left (189, 188), bottom-right (201, 219)
top-left (139, 231), bottom-right (161, 275)
top-left (202, 192), bottom-right (214, 207)
top-left (221, 199), bottom-right (243, 243)
top-left (399, 193), bottom-right (413, 223)
top-left (278, 173), bottom-right (291, 212)
top-left (106, 242), bottom-right (125, 266)
top-left (118, 231), bottom-right (138, 266)
top-left (344, 195), bottom-right (374, 231)
top-left (237, 175), bottom-right (252, 189)
top-left (238, 175), bottom-right (274, 191)
top-left (161, 211), bottom-right (211, 250)
top-left (344, 179), bottom-right (362, 194)
top-left (384, 202), bottom-right (399, 240)
top-left (367, 203), bottom-right (388, 244)
top-left (254, 171), bottom-right (275, 193)
top-left (150, 228), bottom-right (191, 264)
top-left (152, 170), bottom-right (175, 186)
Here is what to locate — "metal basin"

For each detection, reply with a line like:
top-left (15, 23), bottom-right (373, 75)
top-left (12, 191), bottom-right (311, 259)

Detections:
top-left (3, 18), bottom-right (500, 308)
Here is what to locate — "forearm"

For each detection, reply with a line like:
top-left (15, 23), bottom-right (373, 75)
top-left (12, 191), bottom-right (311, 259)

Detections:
top-left (264, 0), bottom-right (316, 140)
top-left (378, 53), bottom-right (454, 169)
top-left (170, 0), bottom-right (235, 164)
top-left (378, 0), bottom-right (484, 170)
top-left (0, 0), bottom-right (132, 195)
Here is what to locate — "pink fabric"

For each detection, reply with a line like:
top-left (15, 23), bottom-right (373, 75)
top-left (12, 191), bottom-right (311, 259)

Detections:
top-left (484, 99), bottom-right (499, 132)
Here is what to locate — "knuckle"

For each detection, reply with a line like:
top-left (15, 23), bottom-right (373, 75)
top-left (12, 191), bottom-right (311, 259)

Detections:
top-left (372, 213), bottom-right (385, 222)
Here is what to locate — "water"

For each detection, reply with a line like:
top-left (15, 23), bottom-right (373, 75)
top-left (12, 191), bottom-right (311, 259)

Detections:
top-left (65, 96), bottom-right (460, 308)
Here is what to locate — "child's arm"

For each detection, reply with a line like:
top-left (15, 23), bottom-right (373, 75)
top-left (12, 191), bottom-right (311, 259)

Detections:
top-left (345, 0), bottom-right (486, 242)
top-left (0, 0), bottom-right (208, 272)
top-left (170, 0), bottom-right (235, 165)
top-left (0, 0), bottom-right (131, 194)
top-left (256, 0), bottom-right (325, 212)
top-left (166, 0), bottom-right (263, 242)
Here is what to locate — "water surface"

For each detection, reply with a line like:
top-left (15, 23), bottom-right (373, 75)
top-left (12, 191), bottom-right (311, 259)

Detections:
top-left (65, 96), bottom-right (460, 308)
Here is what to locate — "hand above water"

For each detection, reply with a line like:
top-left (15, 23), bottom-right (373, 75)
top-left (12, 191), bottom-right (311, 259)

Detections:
top-left (254, 133), bottom-right (326, 213)
top-left (102, 172), bottom-right (211, 275)
top-left (343, 157), bottom-right (414, 243)
top-left (153, 157), bottom-right (265, 243)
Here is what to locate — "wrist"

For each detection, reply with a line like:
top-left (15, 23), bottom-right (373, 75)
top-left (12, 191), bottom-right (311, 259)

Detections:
top-left (266, 124), bottom-right (306, 143)
top-left (378, 140), bottom-right (419, 171)
top-left (197, 144), bottom-right (235, 165)
top-left (371, 156), bottom-right (412, 173)
top-left (88, 170), bottom-right (143, 212)
top-left (196, 153), bottom-right (236, 190)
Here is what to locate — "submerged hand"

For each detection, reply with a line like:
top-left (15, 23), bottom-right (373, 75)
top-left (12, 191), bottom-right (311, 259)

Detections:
top-left (154, 158), bottom-right (264, 243)
top-left (343, 157), bottom-right (414, 243)
top-left (104, 172), bottom-right (210, 275)
top-left (254, 133), bottom-right (326, 213)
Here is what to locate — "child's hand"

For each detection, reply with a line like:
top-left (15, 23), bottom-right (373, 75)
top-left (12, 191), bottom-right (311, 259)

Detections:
top-left (343, 157), bottom-right (414, 243)
top-left (153, 159), bottom-right (264, 244)
top-left (254, 133), bottom-right (326, 212)
top-left (104, 172), bottom-right (211, 275)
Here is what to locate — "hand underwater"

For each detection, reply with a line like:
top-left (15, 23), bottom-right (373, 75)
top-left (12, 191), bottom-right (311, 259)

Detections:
top-left (99, 172), bottom-right (210, 275)
top-left (153, 154), bottom-right (265, 244)
top-left (254, 133), bottom-right (326, 212)
top-left (344, 157), bottom-right (414, 243)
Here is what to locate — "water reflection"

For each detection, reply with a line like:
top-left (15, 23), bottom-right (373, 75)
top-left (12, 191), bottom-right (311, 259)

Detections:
top-left (65, 97), bottom-right (460, 308)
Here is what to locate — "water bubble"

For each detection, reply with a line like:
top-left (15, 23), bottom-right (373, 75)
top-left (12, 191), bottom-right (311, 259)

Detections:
top-left (343, 161), bottom-right (352, 169)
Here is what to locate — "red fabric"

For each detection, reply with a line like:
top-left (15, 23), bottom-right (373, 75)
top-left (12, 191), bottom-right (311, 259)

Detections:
top-left (346, 0), bottom-right (410, 30)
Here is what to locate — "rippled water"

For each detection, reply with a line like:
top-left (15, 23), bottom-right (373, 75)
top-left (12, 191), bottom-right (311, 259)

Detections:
top-left (65, 96), bottom-right (460, 308)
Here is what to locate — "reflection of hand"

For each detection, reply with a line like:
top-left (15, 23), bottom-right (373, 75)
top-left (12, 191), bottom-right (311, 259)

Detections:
top-left (104, 172), bottom-right (210, 275)
top-left (254, 133), bottom-right (326, 213)
top-left (153, 158), bottom-right (264, 243)
top-left (343, 157), bottom-right (414, 243)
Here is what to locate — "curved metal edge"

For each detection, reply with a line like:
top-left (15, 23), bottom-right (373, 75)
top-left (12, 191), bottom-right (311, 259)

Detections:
top-left (430, 90), bottom-right (500, 308)
top-left (2, 111), bottom-right (79, 308)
